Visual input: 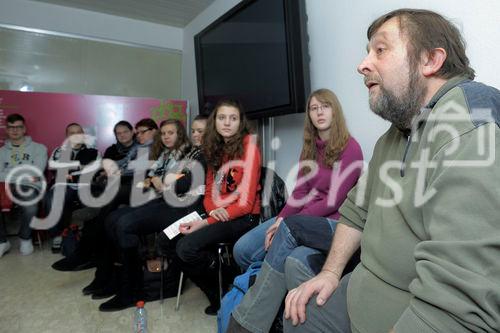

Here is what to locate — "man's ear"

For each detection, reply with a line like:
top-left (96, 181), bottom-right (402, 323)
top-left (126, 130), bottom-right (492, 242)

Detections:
top-left (421, 48), bottom-right (447, 77)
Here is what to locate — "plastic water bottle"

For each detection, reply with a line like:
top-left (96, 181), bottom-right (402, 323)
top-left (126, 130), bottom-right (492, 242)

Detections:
top-left (134, 301), bottom-right (147, 333)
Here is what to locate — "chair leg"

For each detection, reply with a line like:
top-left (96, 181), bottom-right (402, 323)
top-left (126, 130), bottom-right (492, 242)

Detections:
top-left (175, 271), bottom-right (183, 311)
top-left (217, 243), bottom-right (234, 303)
top-left (218, 246), bottom-right (224, 303)
top-left (36, 231), bottom-right (42, 250)
top-left (160, 256), bottom-right (164, 304)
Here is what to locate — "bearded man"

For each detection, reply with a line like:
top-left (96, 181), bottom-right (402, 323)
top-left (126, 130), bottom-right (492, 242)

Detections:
top-left (282, 9), bottom-right (500, 333)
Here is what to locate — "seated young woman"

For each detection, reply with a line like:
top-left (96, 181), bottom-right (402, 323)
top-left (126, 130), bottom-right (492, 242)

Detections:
top-left (94, 119), bottom-right (207, 312)
top-left (166, 99), bottom-right (262, 316)
top-left (234, 88), bottom-right (363, 270)
top-left (228, 88), bottom-right (364, 333)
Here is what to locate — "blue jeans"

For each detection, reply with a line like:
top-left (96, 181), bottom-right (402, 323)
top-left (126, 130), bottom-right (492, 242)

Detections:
top-left (267, 216), bottom-right (337, 273)
top-left (0, 184), bottom-right (39, 242)
top-left (233, 217), bottom-right (276, 271)
top-left (233, 215), bottom-right (337, 333)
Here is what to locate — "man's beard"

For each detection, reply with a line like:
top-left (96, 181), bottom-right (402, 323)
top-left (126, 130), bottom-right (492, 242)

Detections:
top-left (369, 70), bottom-right (427, 131)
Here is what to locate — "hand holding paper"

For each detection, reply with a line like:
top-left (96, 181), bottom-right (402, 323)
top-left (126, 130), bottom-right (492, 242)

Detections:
top-left (163, 211), bottom-right (203, 240)
top-left (179, 219), bottom-right (208, 235)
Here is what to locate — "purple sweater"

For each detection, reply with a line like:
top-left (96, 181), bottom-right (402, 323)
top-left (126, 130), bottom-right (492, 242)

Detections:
top-left (278, 136), bottom-right (363, 220)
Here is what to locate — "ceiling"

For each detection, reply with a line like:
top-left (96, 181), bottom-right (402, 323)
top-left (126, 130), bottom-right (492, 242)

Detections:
top-left (31, 0), bottom-right (215, 27)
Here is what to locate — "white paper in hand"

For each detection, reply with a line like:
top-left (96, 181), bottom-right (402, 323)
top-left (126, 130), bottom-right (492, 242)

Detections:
top-left (163, 211), bottom-right (202, 240)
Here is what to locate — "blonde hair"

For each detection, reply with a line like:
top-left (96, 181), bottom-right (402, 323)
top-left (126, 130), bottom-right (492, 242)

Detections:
top-left (300, 89), bottom-right (350, 171)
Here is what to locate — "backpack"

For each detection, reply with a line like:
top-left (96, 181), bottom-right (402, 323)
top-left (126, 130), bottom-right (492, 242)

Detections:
top-left (259, 167), bottom-right (288, 221)
top-left (217, 261), bottom-right (262, 333)
top-left (61, 224), bottom-right (81, 257)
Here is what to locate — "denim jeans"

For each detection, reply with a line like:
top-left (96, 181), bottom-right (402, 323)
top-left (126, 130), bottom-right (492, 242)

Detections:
top-left (283, 267), bottom-right (352, 333)
top-left (44, 184), bottom-right (81, 237)
top-left (0, 184), bottom-right (40, 242)
top-left (233, 215), bottom-right (337, 333)
top-left (267, 215), bottom-right (337, 273)
top-left (233, 217), bottom-right (276, 271)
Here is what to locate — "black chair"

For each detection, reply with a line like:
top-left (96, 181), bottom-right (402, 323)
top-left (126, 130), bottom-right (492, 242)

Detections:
top-left (173, 166), bottom-right (288, 310)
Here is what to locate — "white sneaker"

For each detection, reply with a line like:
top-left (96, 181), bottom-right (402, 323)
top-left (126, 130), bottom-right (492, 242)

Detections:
top-left (0, 241), bottom-right (11, 258)
top-left (20, 239), bottom-right (34, 256)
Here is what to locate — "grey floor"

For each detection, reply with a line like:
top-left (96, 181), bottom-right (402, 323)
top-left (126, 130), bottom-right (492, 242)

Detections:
top-left (0, 237), bottom-right (217, 333)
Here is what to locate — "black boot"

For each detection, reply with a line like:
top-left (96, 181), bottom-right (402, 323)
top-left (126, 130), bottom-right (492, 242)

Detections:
top-left (91, 264), bottom-right (121, 299)
top-left (187, 262), bottom-right (220, 315)
top-left (52, 235), bottom-right (95, 272)
top-left (99, 248), bottom-right (142, 312)
top-left (82, 246), bottom-right (115, 295)
top-left (82, 263), bottom-right (114, 296)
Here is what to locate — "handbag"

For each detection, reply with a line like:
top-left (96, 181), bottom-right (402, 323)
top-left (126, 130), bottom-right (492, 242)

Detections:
top-left (142, 257), bottom-right (169, 301)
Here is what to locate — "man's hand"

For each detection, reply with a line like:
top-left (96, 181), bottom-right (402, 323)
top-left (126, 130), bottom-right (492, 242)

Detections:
top-left (264, 217), bottom-right (283, 250)
top-left (284, 270), bottom-right (340, 326)
top-left (209, 207), bottom-right (230, 222)
top-left (179, 219), bottom-right (208, 234)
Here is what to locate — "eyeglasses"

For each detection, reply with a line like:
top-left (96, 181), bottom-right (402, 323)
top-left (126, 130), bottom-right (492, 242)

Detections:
top-left (309, 104), bottom-right (331, 113)
top-left (136, 128), bottom-right (152, 135)
top-left (6, 125), bottom-right (25, 130)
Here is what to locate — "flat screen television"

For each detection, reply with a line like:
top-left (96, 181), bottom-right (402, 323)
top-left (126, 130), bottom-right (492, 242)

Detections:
top-left (195, 0), bottom-right (310, 119)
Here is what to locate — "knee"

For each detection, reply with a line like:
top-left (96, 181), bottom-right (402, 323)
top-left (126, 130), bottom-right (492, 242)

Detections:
top-left (233, 235), bottom-right (250, 270)
top-left (104, 209), bottom-right (122, 232)
top-left (23, 204), bottom-right (39, 217)
top-left (284, 254), bottom-right (318, 290)
top-left (285, 257), bottom-right (307, 289)
top-left (282, 215), bottom-right (310, 230)
top-left (175, 236), bottom-right (194, 263)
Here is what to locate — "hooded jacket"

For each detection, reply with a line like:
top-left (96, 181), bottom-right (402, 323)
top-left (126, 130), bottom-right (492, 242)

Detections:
top-left (340, 76), bottom-right (500, 333)
top-left (0, 136), bottom-right (48, 190)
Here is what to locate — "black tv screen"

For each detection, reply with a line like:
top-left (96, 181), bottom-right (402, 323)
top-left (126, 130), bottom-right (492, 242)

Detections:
top-left (195, 0), bottom-right (310, 119)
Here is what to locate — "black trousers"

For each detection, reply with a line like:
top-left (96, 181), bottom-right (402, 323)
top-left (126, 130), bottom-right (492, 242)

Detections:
top-left (175, 214), bottom-right (259, 302)
top-left (105, 197), bottom-right (204, 250)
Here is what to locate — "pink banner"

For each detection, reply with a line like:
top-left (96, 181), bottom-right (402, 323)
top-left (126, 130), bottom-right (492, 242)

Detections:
top-left (0, 90), bottom-right (187, 154)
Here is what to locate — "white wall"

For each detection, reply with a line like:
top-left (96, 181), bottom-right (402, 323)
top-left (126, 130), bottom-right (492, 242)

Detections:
top-left (0, 0), bottom-right (183, 50)
top-left (181, 0), bottom-right (500, 188)
top-left (304, 0), bottom-right (500, 161)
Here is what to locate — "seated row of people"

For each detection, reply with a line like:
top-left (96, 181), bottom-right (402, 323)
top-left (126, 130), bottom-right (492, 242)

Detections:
top-left (1, 88), bottom-right (364, 320)
top-left (100, 92), bottom-right (360, 316)
top-left (88, 100), bottom-right (262, 313)
top-left (46, 88), bottom-right (362, 318)
top-left (43, 100), bottom-right (261, 314)
top-left (0, 115), bottom-right (202, 256)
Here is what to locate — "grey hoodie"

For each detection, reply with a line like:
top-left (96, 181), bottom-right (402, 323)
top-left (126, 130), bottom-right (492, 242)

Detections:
top-left (0, 136), bottom-right (48, 190)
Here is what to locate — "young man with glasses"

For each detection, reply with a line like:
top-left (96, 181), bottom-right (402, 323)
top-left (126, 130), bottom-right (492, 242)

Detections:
top-left (0, 113), bottom-right (47, 257)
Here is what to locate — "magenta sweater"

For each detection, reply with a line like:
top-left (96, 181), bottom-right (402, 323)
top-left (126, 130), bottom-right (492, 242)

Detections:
top-left (278, 136), bottom-right (363, 220)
